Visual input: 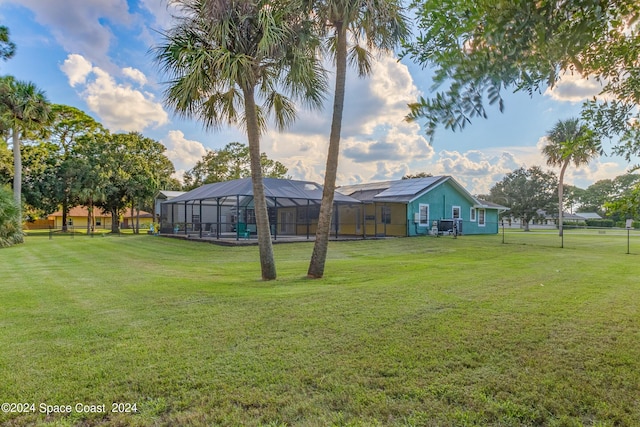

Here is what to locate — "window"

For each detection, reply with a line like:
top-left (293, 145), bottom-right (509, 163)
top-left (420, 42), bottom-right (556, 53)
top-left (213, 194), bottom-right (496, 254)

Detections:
top-left (470, 208), bottom-right (476, 222)
top-left (381, 206), bottom-right (391, 224)
top-left (419, 204), bottom-right (429, 226)
top-left (96, 218), bottom-right (102, 226)
top-left (478, 209), bottom-right (486, 226)
top-left (452, 206), bottom-right (461, 219)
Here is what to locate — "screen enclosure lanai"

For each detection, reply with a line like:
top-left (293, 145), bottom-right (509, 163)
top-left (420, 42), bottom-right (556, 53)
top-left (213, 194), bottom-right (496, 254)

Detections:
top-left (160, 177), bottom-right (362, 240)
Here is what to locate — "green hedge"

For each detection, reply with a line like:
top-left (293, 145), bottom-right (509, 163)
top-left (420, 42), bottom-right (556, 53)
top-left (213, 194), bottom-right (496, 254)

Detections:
top-left (585, 219), bottom-right (615, 228)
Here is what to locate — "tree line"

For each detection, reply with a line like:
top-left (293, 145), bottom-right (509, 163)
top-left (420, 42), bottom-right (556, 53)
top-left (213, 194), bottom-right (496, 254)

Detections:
top-left (0, 101), bottom-right (179, 234)
top-left (0, 102), bottom-right (289, 234)
top-left (482, 166), bottom-right (640, 231)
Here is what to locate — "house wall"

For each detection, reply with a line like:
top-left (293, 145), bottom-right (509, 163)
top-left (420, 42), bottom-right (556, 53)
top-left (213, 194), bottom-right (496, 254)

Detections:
top-left (407, 181), bottom-right (500, 236)
top-left (51, 215), bottom-right (112, 230)
top-left (352, 203), bottom-right (406, 237)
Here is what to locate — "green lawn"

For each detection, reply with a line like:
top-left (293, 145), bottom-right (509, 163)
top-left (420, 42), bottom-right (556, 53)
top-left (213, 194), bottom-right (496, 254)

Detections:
top-left (1, 232), bottom-right (638, 426)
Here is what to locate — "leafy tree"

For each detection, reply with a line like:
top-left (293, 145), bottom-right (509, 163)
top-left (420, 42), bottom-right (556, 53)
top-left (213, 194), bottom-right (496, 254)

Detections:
top-left (605, 184), bottom-right (640, 222)
top-left (578, 174), bottom-right (640, 218)
top-left (0, 184), bottom-right (22, 247)
top-left (563, 184), bottom-right (584, 215)
top-left (578, 179), bottom-right (614, 215)
top-left (155, 0), bottom-right (325, 280)
top-left (0, 26), bottom-right (16, 62)
top-left (183, 142), bottom-right (289, 190)
top-left (0, 139), bottom-right (11, 186)
top-left (0, 76), bottom-right (51, 226)
top-left (40, 105), bottom-right (105, 231)
top-left (307, 0), bottom-right (410, 279)
top-left (81, 132), bottom-right (175, 234)
top-left (21, 141), bottom-right (63, 217)
top-left (542, 118), bottom-right (601, 236)
top-left (122, 133), bottom-right (175, 233)
top-left (403, 172), bottom-right (432, 179)
top-left (404, 0), bottom-right (640, 161)
top-left (488, 166), bottom-right (557, 231)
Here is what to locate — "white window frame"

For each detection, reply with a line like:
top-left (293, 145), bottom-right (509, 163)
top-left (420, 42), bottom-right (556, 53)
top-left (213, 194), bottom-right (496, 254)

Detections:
top-left (478, 209), bottom-right (486, 227)
top-left (419, 204), bottom-right (429, 226)
top-left (452, 205), bottom-right (461, 219)
top-left (470, 207), bottom-right (476, 222)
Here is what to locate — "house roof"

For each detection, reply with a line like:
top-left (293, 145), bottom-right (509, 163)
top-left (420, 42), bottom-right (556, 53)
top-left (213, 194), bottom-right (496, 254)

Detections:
top-left (576, 212), bottom-right (602, 219)
top-left (339, 176), bottom-right (449, 203)
top-left (537, 210), bottom-right (588, 220)
top-left (340, 177), bottom-right (509, 211)
top-left (156, 190), bottom-right (186, 199)
top-left (48, 207), bottom-right (153, 218)
top-left (165, 177), bottom-right (361, 206)
top-left (476, 199), bottom-right (510, 211)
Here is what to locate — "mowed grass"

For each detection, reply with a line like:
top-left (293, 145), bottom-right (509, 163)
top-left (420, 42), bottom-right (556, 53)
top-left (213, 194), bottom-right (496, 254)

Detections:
top-left (1, 232), bottom-right (639, 426)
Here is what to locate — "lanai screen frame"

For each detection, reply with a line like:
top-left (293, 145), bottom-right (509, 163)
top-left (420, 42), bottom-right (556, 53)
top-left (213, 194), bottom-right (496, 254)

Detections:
top-left (160, 178), bottom-right (361, 241)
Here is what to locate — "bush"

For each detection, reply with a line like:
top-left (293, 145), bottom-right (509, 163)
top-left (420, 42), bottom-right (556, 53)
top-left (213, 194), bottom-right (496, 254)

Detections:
top-left (0, 186), bottom-right (23, 247)
top-left (585, 219), bottom-right (615, 228)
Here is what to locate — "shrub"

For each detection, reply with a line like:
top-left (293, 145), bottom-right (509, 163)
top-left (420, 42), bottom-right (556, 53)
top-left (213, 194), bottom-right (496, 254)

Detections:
top-left (0, 185), bottom-right (23, 247)
top-left (585, 219), bottom-right (615, 228)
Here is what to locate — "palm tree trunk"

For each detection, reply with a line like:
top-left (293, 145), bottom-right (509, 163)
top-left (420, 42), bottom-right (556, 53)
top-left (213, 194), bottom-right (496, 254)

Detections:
top-left (558, 161), bottom-right (569, 237)
top-left (242, 84), bottom-right (276, 280)
top-left (11, 127), bottom-right (22, 226)
top-left (308, 23), bottom-right (348, 279)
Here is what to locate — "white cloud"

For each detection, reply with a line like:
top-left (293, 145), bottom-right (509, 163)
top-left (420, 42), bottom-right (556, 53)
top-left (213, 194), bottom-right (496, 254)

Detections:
top-left (139, 0), bottom-right (182, 30)
top-left (264, 52), bottom-right (432, 188)
top-left (122, 67), bottom-right (148, 86)
top-left (545, 72), bottom-right (605, 103)
top-left (427, 149), bottom-right (526, 194)
top-left (161, 130), bottom-right (208, 174)
top-left (60, 54), bottom-right (93, 87)
top-left (60, 54), bottom-right (168, 132)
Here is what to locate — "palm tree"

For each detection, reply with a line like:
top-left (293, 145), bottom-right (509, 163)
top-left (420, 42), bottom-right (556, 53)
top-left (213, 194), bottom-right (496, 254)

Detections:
top-left (307, 0), bottom-right (409, 278)
top-left (542, 118), bottom-right (601, 237)
top-left (155, 0), bottom-right (326, 280)
top-left (0, 76), bottom-right (51, 226)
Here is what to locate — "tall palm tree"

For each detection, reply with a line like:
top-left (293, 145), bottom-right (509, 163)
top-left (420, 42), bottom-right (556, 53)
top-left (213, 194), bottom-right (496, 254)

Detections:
top-left (0, 76), bottom-right (51, 226)
top-left (542, 118), bottom-right (601, 237)
top-left (155, 0), bottom-right (326, 280)
top-left (307, 0), bottom-right (409, 278)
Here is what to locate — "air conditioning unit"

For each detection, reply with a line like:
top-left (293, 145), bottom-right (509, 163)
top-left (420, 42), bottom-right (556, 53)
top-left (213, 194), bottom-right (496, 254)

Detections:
top-left (414, 213), bottom-right (420, 223)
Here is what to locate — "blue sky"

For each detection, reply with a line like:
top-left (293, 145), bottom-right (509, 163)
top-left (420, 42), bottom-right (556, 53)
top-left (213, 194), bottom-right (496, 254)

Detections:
top-left (0, 0), bottom-right (632, 194)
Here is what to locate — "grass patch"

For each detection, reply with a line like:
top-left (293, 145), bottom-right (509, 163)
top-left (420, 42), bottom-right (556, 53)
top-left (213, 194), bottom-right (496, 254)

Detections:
top-left (1, 233), bottom-right (639, 426)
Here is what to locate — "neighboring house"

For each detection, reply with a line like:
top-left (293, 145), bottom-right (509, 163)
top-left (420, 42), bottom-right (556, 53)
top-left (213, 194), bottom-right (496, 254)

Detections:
top-left (576, 212), bottom-right (602, 220)
top-left (154, 190), bottom-right (186, 219)
top-left (535, 209), bottom-right (589, 226)
top-left (48, 207), bottom-right (153, 230)
top-left (339, 176), bottom-right (509, 236)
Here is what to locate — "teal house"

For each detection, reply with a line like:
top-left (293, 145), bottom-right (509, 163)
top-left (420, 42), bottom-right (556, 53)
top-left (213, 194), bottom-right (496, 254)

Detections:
top-left (338, 176), bottom-right (508, 237)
